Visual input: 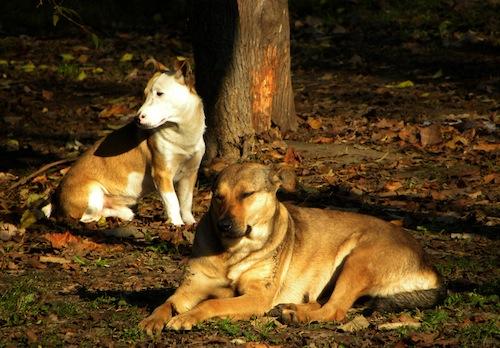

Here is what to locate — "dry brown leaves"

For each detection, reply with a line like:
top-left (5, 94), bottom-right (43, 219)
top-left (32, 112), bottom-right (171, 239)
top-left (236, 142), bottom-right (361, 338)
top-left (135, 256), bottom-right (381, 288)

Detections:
top-left (43, 231), bottom-right (122, 254)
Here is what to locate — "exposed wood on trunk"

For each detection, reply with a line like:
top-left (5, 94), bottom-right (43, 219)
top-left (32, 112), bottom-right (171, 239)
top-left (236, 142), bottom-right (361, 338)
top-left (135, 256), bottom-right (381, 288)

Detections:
top-left (190, 0), bottom-right (296, 164)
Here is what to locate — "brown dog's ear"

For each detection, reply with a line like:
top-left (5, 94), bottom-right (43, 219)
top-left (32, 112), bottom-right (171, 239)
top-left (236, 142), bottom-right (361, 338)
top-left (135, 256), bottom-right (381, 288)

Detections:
top-left (269, 164), bottom-right (296, 192)
top-left (173, 57), bottom-right (196, 91)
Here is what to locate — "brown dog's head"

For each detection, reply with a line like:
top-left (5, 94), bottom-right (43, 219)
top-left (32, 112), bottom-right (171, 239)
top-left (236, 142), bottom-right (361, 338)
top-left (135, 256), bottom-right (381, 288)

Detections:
top-left (210, 163), bottom-right (295, 240)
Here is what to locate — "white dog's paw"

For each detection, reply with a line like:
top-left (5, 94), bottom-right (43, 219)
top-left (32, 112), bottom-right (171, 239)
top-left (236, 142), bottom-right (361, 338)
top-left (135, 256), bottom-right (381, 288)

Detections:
top-left (170, 216), bottom-right (185, 226)
top-left (181, 212), bottom-right (196, 225)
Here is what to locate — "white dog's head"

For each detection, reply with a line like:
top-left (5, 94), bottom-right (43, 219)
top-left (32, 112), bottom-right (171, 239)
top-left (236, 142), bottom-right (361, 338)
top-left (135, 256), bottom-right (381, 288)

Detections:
top-left (136, 66), bottom-right (197, 129)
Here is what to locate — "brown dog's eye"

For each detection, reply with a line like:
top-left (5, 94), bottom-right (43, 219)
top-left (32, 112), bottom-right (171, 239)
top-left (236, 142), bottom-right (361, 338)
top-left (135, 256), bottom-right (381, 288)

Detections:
top-left (156, 91), bottom-right (164, 96)
top-left (240, 191), bottom-right (255, 199)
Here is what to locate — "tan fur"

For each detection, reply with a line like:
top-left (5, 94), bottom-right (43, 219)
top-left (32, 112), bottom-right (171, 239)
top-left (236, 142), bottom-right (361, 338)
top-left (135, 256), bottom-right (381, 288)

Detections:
top-left (51, 67), bottom-right (205, 225)
top-left (139, 163), bottom-right (443, 334)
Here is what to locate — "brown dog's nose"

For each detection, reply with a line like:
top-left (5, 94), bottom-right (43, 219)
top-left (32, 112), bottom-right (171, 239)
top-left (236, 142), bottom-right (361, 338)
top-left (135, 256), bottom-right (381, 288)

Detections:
top-left (217, 218), bottom-right (232, 232)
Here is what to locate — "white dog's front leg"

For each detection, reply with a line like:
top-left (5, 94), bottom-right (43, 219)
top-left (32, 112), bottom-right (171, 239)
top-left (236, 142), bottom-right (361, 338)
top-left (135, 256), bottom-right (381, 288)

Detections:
top-left (160, 191), bottom-right (184, 225)
top-left (151, 159), bottom-right (184, 226)
top-left (175, 173), bottom-right (197, 225)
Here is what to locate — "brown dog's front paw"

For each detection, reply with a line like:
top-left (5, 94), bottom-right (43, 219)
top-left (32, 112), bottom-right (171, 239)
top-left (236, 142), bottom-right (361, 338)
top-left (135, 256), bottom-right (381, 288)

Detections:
top-left (166, 313), bottom-right (199, 331)
top-left (139, 313), bottom-right (167, 336)
top-left (138, 303), bottom-right (173, 336)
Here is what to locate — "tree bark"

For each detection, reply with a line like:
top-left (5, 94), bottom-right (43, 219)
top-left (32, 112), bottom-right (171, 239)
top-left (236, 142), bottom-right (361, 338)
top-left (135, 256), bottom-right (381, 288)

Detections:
top-left (190, 0), bottom-right (297, 163)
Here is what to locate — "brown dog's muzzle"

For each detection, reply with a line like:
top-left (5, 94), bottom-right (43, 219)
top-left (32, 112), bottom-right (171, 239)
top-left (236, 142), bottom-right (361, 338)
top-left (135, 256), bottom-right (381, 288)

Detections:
top-left (216, 215), bottom-right (251, 239)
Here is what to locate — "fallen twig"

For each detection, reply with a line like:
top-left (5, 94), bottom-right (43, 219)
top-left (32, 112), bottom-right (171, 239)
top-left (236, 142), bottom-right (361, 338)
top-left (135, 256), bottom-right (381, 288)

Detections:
top-left (9, 158), bottom-right (76, 191)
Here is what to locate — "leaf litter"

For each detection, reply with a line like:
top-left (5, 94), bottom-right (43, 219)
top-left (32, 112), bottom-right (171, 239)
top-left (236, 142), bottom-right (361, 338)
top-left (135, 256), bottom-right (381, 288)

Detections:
top-left (0, 5), bottom-right (499, 347)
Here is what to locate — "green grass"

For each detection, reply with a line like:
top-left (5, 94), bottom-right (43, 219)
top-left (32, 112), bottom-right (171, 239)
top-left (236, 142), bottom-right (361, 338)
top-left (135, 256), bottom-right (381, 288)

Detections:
top-left (90, 295), bottom-right (118, 309)
top-left (215, 318), bottom-right (241, 336)
top-left (422, 309), bottom-right (449, 330)
top-left (56, 63), bottom-right (80, 79)
top-left (445, 292), bottom-right (499, 309)
top-left (50, 300), bottom-right (82, 318)
top-left (120, 326), bottom-right (146, 343)
top-left (0, 277), bottom-right (47, 326)
top-left (458, 319), bottom-right (500, 347)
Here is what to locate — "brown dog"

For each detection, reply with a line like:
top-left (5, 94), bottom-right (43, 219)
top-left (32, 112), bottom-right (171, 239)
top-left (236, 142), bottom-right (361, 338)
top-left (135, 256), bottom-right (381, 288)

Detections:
top-left (139, 163), bottom-right (444, 334)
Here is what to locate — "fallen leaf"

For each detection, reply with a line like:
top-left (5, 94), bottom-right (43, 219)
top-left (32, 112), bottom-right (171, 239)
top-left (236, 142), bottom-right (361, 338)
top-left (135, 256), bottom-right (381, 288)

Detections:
top-left (419, 124), bottom-right (442, 147)
top-left (78, 54), bottom-right (89, 64)
top-left (43, 231), bottom-right (108, 253)
top-left (311, 136), bottom-right (334, 144)
top-left (39, 255), bottom-right (71, 264)
top-left (44, 231), bottom-right (81, 248)
top-left (430, 189), bottom-right (458, 200)
top-left (307, 117), bottom-right (322, 130)
top-left (410, 332), bottom-right (438, 345)
top-left (26, 329), bottom-right (38, 343)
top-left (445, 135), bottom-right (469, 149)
top-left (450, 233), bottom-right (473, 239)
top-left (126, 68), bottom-right (139, 80)
top-left (337, 315), bottom-right (370, 332)
top-left (7, 261), bottom-right (19, 270)
top-left (375, 119), bottom-right (404, 129)
top-left (31, 174), bottom-right (48, 184)
top-left (76, 70), bottom-right (87, 81)
top-left (384, 181), bottom-right (403, 192)
top-left (0, 172), bottom-right (17, 183)
top-left (378, 313), bottom-right (421, 330)
top-left (398, 126), bottom-right (418, 144)
top-left (385, 80), bottom-right (414, 88)
top-left (473, 142), bottom-right (500, 152)
top-left (60, 53), bottom-right (75, 62)
top-left (320, 73), bottom-right (334, 80)
top-left (42, 90), bottom-right (54, 100)
top-left (378, 321), bottom-right (421, 330)
top-left (22, 62), bottom-right (36, 73)
top-left (283, 147), bottom-right (302, 166)
top-left (483, 173), bottom-right (498, 184)
top-left (0, 222), bottom-right (24, 241)
top-left (270, 150), bottom-right (284, 159)
top-left (244, 343), bottom-right (280, 348)
top-left (99, 104), bottom-right (130, 118)
top-left (120, 53), bottom-right (134, 62)
top-left (467, 191), bottom-right (482, 199)
top-left (20, 210), bottom-right (37, 229)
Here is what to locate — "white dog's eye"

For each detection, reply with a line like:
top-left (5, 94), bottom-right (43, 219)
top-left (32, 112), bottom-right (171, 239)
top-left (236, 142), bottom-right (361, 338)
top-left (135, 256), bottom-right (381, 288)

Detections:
top-left (156, 91), bottom-right (164, 96)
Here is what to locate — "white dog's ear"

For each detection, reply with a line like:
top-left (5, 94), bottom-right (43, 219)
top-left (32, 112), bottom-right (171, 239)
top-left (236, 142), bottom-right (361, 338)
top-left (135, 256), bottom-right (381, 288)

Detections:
top-left (144, 57), bottom-right (168, 72)
top-left (173, 57), bottom-right (195, 90)
top-left (269, 164), bottom-right (296, 192)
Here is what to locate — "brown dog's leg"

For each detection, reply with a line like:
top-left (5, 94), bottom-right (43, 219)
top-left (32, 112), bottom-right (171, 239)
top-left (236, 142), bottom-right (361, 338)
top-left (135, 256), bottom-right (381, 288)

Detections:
top-left (139, 272), bottom-right (233, 335)
top-left (167, 293), bottom-right (273, 330)
top-left (282, 251), bottom-right (370, 323)
top-left (281, 302), bottom-right (322, 312)
top-left (139, 301), bottom-right (175, 336)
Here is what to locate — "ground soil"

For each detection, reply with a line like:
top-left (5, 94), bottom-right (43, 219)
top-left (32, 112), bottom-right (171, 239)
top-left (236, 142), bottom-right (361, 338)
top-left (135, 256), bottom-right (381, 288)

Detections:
top-left (0, 5), bottom-right (499, 348)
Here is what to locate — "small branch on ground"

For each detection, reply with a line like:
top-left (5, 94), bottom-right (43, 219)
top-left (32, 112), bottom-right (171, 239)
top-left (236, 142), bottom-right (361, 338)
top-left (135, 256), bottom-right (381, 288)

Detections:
top-left (9, 158), bottom-right (76, 192)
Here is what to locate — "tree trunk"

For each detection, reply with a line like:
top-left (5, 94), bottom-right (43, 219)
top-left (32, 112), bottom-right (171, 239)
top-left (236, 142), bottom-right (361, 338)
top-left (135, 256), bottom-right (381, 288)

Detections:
top-left (190, 0), bottom-right (297, 163)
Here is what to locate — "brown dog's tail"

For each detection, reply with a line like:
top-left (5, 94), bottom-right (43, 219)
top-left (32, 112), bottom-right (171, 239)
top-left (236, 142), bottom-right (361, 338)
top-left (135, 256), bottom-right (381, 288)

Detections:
top-left (370, 285), bottom-right (447, 312)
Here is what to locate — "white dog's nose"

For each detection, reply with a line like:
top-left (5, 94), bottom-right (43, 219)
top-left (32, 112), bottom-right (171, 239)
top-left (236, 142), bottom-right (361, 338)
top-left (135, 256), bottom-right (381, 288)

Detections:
top-left (136, 112), bottom-right (146, 124)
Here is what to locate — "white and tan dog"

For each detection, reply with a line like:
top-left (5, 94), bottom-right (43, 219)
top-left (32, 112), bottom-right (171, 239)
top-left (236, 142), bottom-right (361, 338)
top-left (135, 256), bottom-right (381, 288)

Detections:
top-left (46, 62), bottom-right (205, 225)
